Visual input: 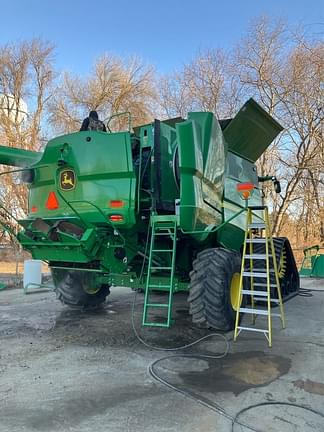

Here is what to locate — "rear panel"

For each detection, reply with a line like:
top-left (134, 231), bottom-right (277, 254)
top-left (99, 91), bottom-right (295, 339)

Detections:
top-left (28, 131), bottom-right (136, 228)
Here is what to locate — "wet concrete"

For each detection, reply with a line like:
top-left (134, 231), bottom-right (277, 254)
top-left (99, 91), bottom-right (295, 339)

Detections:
top-left (0, 279), bottom-right (324, 431)
top-left (178, 351), bottom-right (291, 396)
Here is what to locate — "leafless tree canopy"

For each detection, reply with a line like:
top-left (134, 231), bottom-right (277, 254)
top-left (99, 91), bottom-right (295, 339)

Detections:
top-left (49, 55), bottom-right (156, 133)
top-left (0, 39), bottom-right (54, 239)
top-left (158, 16), bottom-right (323, 247)
top-left (0, 17), bottom-right (323, 251)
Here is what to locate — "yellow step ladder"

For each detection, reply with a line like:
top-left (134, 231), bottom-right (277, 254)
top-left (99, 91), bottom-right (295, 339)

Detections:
top-left (234, 205), bottom-right (285, 347)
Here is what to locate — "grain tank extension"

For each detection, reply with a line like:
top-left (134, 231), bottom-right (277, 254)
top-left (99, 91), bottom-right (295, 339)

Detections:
top-left (0, 99), bottom-right (299, 330)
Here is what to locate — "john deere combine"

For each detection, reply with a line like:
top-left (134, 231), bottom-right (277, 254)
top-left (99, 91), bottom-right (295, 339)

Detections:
top-left (0, 99), bottom-right (299, 330)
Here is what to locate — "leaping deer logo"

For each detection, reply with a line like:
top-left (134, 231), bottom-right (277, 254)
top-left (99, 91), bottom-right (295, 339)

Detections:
top-left (60, 170), bottom-right (75, 190)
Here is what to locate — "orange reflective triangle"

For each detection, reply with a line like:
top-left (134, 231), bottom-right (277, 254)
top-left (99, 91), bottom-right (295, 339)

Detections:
top-left (46, 191), bottom-right (59, 210)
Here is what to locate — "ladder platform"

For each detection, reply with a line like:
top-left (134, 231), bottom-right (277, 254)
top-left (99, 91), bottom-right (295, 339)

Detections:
top-left (237, 326), bottom-right (269, 334)
top-left (243, 270), bottom-right (274, 277)
top-left (248, 223), bottom-right (266, 229)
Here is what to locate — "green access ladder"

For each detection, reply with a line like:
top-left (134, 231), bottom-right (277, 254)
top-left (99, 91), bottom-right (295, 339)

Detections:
top-left (142, 215), bottom-right (178, 328)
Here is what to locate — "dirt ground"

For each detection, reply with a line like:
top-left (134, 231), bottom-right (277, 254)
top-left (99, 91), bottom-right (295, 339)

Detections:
top-left (0, 277), bottom-right (324, 432)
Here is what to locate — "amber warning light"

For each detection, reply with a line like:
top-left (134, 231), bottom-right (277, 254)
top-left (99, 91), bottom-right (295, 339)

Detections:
top-left (236, 182), bottom-right (254, 200)
top-left (46, 192), bottom-right (59, 210)
top-left (109, 200), bottom-right (124, 208)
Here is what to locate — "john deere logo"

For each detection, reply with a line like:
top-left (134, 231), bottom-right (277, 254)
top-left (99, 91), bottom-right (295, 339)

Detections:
top-left (60, 169), bottom-right (76, 190)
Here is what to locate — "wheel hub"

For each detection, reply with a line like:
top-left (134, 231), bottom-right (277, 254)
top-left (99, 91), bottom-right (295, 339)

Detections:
top-left (230, 272), bottom-right (242, 311)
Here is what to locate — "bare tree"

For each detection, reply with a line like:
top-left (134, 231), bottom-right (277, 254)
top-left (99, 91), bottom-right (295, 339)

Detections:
top-left (0, 39), bottom-right (54, 235)
top-left (158, 15), bottom-right (323, 247)
top-left (275, 40), bottom-right (324, 241)
top-left (234, 16), bottom-right (323, 244)
top-left (158, 49), bottom-right (242, 119)
top-left (49, 55), bottom-right (155, 133)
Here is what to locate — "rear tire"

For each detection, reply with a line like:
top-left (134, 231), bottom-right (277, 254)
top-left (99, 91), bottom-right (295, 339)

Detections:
top-left (188, 248), bottom-right (243, 331)
top-left (51, 269), bottom-right (110, 308)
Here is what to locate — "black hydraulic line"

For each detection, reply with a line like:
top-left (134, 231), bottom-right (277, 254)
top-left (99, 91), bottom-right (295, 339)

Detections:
top-left (231, 401), bottom-right (324, 432)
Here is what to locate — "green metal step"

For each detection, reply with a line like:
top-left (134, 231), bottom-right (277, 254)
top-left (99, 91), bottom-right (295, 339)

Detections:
top-left (146, 303), bottom-right (169, 308)
top-left (151, 266), bottom-right (173, 270)
top-left (143, 322), bottom-right (170, 328)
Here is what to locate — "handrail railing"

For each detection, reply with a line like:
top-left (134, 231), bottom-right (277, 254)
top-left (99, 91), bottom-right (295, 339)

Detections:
top-left (105, 112), bottom-right (132, 133)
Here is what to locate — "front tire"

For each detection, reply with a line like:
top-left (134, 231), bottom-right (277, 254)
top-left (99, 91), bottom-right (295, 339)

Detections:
top-left (51, 269), bottom-right (110, 308)
top-left (188, 248), bottom-right (243, 331)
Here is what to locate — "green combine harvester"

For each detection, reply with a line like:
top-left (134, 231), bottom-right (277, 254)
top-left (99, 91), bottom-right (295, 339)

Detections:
top-left (0, 99), bottom-right (299, 330)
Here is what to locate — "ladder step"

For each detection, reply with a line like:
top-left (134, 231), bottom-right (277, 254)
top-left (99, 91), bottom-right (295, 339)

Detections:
top-left (239, 308), bottom-right (282, 317)
top-left (237, 326), bottom-right (269, 334)
top-left (241, 291), bottom-right (280, 303)
top-left (143, 322), bottom-right (170, 328)
top-left (152, 249), bottom-right (173, 253)
top-left (153, 233), bottom-right (175, 237)
top-left (242, 289), bottom-right (268, 296)
top-left (148, 284), bottom-right (172, 289)
top-left (239, 307), bottom-right (269, 315)
top-left (253, 283), bottom-right (277, 287)
top-left (248, 205), bottom-right (267, 210)
top-left (246, 239), bottom-right (268, 243)
top-left (243, 271), bottom-right (274, 277)
top-left (151, 266), bottom-right (173, 270)
top-left (253, 297), bottom-right (280, 303)
top-left (145, 303), bottom-right (169, 308)
top-left (248, 223), bottom-right (266, 229)
top-left (245, 254), bottom-right (267, 259)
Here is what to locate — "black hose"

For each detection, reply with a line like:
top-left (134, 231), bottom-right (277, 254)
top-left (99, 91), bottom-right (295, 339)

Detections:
top-left (232, 401), bottom-right (324, 432)
top-left (299, 287), bottom-right (324, 296)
